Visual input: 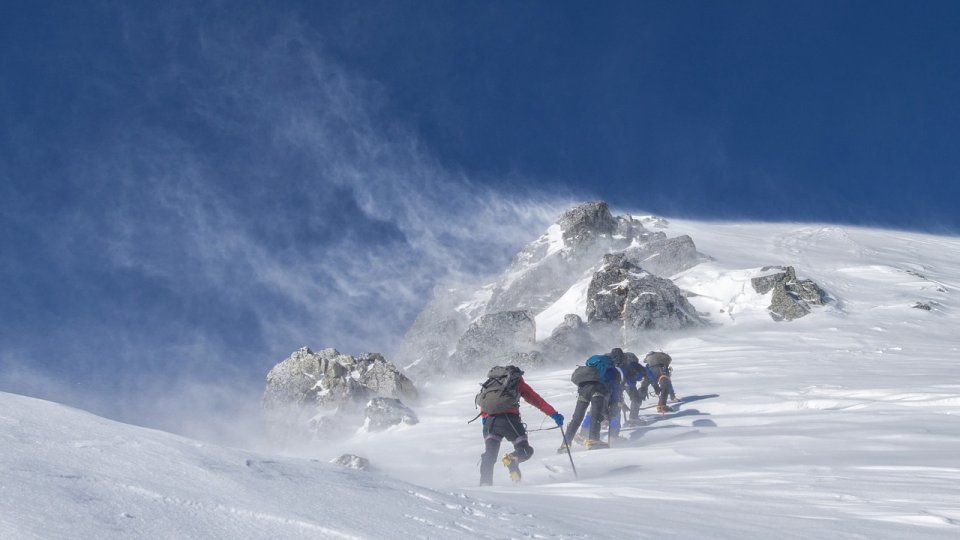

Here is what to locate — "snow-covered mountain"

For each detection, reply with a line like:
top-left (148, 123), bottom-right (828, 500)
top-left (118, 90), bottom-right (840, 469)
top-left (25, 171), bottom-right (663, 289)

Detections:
top-left (396, 201), bottom-right (827, 379)
top-left (4, 212), bottom-right (960, 539)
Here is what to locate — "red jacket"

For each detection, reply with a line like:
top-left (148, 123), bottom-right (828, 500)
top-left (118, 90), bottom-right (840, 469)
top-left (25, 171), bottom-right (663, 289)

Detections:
top-left (481, 377), bottom-right (557, 417)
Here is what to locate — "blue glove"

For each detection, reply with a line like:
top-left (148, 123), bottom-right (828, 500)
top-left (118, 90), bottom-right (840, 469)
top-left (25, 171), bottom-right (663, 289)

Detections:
top-left (550, 412), bottom-right (564, 426)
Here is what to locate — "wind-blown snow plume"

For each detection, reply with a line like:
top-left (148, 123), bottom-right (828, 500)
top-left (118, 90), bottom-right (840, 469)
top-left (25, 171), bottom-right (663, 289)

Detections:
top-left (0, 3), bottom-right (572, 443)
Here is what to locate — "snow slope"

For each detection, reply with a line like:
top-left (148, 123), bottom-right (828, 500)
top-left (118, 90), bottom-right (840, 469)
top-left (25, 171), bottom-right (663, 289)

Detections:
top-left (0, 391), bottom-right (570, 539)
top-left (4, 219), bottom-right (960, 539)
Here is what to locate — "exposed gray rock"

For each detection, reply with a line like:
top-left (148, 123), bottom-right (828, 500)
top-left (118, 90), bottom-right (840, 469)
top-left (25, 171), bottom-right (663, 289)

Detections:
top-left (558, 201), bottom-right (618, 248)
top-left (913, 302), bottom-right (933, 311)
top-left (751, 266), bottom-right (828, 321)
top-left (394, 200), bottom-right (710, 378)
top-left (364, 397), bottom-right (419, 432)
top-left (262, 347), bottom-right (361, 412)
top-left (586, 254), bottom-right (703, 331)
top-left (355, 352), bottom-right (419, 403)
top-left (332, 454), bottom-right (371, 471)
top-left (450, 311), bottom-right (536, 371)
top-left (622, 234), bottom-right (708, 278)
top-left (485, 202), bottom-right (659, 315)
top-left (539, 314), bottom-right (603, 363)
top-left (262, 347), bottom-right (418, 442)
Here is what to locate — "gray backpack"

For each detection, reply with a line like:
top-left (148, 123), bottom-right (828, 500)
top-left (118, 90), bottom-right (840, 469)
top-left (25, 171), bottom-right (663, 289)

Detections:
top-left (644, 351), bottom-right (672, 367)
top-left (570, 365), bottom-right (601, 385)
top-left (475, 366), bottom-right (524, 414)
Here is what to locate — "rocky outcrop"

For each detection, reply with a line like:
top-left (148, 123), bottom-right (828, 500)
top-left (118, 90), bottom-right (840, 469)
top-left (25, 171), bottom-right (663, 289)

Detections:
top-left (622, 234), bottom-right (707, 278)
top-left (393, 200), bottom-right (714, 377)
top-left (539, 314), bottom-right (602, 363)
top-left (332, 454), bottom-right (371, 471)
top-left (262, 347), bottom-right (418, 442)
top-left (751, 266), bottom-right (828, 321)
top-left (557, 201), bottom-right (618, 248)
top-left (364, 397), bottom-right (419, 432)
top-left (485, 202), bottom-right (659, 315)
top-left (355, 352), bottom-right (420, 402)
top-left (450, 311), bottom-right (537, 371)
top-left (586, 254), bottom-right (703, 331)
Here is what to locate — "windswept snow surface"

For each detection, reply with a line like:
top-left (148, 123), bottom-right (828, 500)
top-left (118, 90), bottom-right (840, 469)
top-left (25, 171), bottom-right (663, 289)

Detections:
top-left (4, 220), bottom-right (960, 538)
top-left (0, 392), bottom-right (568, 539)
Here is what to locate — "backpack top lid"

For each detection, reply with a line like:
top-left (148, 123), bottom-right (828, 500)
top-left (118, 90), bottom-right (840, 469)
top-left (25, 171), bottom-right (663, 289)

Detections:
top-left (644, 351), bottom-right (672, 367)
top-left (486, 365), bottom-right (523, 379)
top-left (476, 365), bottom-right (524, 414)
top-left (585, 354), bottom-right (613, 377)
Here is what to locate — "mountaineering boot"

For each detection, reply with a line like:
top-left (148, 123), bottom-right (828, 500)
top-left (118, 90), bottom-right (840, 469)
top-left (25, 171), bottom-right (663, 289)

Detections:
top-left (657, 404), bottom-right (674, 414)
top-left (502, 453), bottom-right (521, 482)
top-left (624, 417), bottom-right (647, 427)
top-left (573, 432), bottom-right (586, 446)
top-left (556, 443), bottom-right (570, 454)
top-left (584, 439), bottom-right (609, 450)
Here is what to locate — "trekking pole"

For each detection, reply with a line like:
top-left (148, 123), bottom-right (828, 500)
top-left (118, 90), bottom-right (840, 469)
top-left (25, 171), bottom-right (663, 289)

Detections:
top-left (527, 425), bottom-right (560, 432)
top-left (558, 428), bottom-right (578, 480)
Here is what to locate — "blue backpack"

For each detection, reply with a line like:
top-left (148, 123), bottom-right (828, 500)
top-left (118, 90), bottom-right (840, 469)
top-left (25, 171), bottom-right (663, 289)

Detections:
top-left (585, 354), bottom-right (613, 378)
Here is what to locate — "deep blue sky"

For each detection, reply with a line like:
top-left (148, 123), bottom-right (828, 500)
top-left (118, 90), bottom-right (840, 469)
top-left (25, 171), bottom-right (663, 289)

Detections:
top-left (2, 1), bottom-right (959, 438)
top-left (303, 0), bottom-right (960, 228)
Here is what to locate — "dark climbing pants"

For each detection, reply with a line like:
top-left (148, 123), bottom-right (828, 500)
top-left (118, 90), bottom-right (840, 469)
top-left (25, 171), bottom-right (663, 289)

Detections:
top-left (640, 372), bottom-right (676, 408)
top-left (480, 413), bottom-right (533, 485)
top-left (657, 375), bottom-right (675, 408)
top-left (624, 384), bottom-right (643, 419)
top-left (563, 382), bottom-right (608, 443)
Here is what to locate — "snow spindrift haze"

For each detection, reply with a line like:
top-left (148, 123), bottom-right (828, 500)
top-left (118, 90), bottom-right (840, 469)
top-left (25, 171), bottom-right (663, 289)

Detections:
top-left (3, 212), bottom-right (959, 539)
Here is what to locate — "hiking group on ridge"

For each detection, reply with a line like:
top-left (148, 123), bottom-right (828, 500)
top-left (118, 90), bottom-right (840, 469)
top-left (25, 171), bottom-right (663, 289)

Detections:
top-left (474, 348), bottom-right (681, 485)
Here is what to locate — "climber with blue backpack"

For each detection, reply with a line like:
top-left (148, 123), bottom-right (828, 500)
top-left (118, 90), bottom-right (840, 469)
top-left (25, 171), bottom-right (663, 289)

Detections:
top-left (474, 365), bottom-right (563, 485)
top-left (618, 350), bottom-right (660, 425)
top-left (558, 350), bottom-right (622, 452)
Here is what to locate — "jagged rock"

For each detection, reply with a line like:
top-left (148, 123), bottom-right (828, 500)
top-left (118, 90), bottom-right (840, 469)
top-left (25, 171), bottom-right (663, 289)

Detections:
top-left (622, 235), bottom-right (707, 278)
top-left (355, 352), bottom-right (419, 403)
top-left (751, 266), bottom-right (828, 321)
top-left (332, 454), bottom-right (371, 471)
top-left (912, 302), bottom-right (937, 311)
top-left (558, 201), bottom-right (618, 247)
top-left (262, 347), bottom-right (418, 442)
top-left (394, 200), bottom-right (711, 378)
top-left (364, 397), bottom-right (419, 432)
top-left (485, 202), bottom-right (658, 315)
top-left (539, 314), bottom-right (603, 363)
top-left (450, 311), bottom-right (536, 371)
top-left (586, 254), bottom-right (703, 331)
top-left (262, 347), bottom-right (359, 412)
